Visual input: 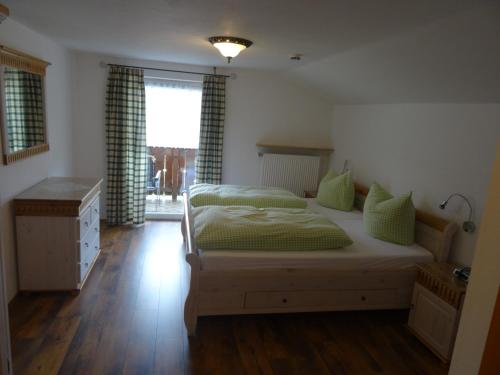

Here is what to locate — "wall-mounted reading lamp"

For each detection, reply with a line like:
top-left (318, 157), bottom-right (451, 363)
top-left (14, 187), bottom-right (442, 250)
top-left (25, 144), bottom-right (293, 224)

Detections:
top-left (341, 159), bottom-right (349, 173)
top-left (439, 193), bottom-right (475, 233)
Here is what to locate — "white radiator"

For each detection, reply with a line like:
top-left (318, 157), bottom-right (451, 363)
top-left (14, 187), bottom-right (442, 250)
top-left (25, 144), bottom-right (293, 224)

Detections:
top-left (259, 153), bottom-right (320, 197)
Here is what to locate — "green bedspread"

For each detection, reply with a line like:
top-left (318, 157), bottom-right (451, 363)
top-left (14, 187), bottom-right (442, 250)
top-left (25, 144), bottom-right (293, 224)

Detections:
top-left (189, 184), bottom-right (307, 209)
top-left (192, 205), bottom-right (353, 251)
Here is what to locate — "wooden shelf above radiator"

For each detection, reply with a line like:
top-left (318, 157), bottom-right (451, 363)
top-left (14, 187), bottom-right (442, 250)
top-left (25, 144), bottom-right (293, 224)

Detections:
top-left (256, 143), bottom-right (334, 157)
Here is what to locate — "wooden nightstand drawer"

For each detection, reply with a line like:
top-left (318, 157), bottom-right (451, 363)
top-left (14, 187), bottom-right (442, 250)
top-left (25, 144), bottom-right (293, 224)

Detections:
top-left (409, 283), bottom-right (458, 361)
top-left (408, 262), bottom-right (467, 363)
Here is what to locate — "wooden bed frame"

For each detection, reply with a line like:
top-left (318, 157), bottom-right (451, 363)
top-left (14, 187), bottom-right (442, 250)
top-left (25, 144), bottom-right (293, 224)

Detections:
top-left (182, 183), bottom-right (458, 336)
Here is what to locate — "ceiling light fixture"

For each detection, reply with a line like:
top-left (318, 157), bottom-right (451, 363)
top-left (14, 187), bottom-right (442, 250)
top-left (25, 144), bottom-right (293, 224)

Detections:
top-left (208, 36), bottom-right (253, 64)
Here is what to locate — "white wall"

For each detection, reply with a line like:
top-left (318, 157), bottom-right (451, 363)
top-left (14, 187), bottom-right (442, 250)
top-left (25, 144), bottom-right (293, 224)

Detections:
top-left (330, 104), bottom-right (500, 265)
top-left (222, 70), bottom-right (332, 185)
top-left (0, 19), bottom-right (74, 300)
top-left (71, 51), bottom-right (333, 215)
top-left (450, 141), bottom-right (500, 375)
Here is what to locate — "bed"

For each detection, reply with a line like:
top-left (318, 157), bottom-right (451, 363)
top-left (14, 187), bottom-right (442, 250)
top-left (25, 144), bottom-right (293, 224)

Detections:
top-left (182, 183), bottom-right (458, 335)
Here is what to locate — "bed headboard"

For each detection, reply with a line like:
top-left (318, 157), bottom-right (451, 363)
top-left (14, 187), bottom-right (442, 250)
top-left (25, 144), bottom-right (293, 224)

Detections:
top-left (353, 182), bottom-right (458, 262)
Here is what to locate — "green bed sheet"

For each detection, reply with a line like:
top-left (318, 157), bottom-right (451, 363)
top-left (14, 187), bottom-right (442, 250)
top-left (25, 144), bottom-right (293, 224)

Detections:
top-left (192, 205), bottom-right (353, 251)
top-left (189, 184), bottom-right (307, 209)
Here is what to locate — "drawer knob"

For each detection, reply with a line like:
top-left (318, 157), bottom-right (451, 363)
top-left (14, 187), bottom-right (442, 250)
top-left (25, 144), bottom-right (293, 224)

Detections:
top-left (84, 242), bottom-right (89, 247)
top-left (85, 262), bottom-right (89, 267)
top-left (361, 296), bottom-right (367, 301)
top-left (282, 298), bottom-right (288, 304)
top-left (84, 221), bottom-right (89, 227)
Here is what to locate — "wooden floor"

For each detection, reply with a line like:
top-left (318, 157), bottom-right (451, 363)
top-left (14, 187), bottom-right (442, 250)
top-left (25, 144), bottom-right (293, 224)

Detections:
top-left (9, 221), bottom-right (448, 375)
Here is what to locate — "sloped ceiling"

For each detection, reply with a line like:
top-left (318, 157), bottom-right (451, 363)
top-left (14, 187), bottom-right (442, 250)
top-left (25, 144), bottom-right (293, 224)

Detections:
top-left (286, 2), bottom-right (500, 103)
top-left (3, 0), bottom-right (500, 103)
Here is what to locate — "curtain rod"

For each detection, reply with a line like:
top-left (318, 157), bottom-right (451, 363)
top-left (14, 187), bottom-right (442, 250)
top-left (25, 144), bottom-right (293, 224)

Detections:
top-left (103, 62), bottom-right (231, 78)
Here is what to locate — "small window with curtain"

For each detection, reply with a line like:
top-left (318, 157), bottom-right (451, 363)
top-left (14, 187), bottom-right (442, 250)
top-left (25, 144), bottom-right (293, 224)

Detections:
top-left (144, 78), bottom-right (202, 217)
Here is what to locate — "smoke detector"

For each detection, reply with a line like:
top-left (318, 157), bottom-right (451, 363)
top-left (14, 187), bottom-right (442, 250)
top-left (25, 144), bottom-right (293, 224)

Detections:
top-left (0, 4), bottom-right (9, 24)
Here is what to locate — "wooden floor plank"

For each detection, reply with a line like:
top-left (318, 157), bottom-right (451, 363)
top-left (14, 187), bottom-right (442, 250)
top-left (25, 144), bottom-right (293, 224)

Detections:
top-left (231, 318), bottom-right (274, 375)
top-left (23, 315), bottom-right (81, 375)
top-left (9, 221), bottom-right (448, 375)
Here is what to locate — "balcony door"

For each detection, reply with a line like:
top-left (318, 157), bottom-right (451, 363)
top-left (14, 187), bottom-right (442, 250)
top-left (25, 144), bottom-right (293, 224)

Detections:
top-left (144, 78), bottom-right (202, 219)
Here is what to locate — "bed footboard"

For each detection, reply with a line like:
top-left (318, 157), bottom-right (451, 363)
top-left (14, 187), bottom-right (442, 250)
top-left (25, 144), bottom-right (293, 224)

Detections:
top-left (195, 268), bottom-right (416, 317)
top-left (184, 253), bottom-right (200, 335)
top-left (183, 192), bottom-right (201, 336)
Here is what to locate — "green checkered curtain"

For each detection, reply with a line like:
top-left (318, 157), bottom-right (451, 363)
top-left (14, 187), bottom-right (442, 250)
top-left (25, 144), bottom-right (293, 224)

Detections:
top-left (195, 75), bottom-right (226, 184)
top-left (105, 66), bottom-right (147, 225)
top-left (4, 67), bottom-right (45, 152)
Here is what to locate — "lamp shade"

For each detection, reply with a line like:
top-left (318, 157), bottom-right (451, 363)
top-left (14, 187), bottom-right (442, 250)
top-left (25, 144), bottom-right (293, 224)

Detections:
top-left (209, 36), bottom-right (253, 63)
top-left (212, 42), bottom-right (247, 59)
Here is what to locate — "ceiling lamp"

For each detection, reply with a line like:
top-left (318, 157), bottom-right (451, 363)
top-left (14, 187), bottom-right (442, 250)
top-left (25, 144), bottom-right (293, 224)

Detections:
top-left (208, 36), bottom-right (253, 64)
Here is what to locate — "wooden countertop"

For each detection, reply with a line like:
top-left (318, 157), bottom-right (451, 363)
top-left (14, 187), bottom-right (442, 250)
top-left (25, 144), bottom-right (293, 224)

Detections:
top-left (14, 177), bottom-right (103, 216)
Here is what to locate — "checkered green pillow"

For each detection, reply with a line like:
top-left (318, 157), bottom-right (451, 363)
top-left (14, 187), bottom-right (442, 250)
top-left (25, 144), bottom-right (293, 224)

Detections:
top-left (316, 170), bottom-right (355, 211)
top-left (363, 182), bottom-right (415, 245)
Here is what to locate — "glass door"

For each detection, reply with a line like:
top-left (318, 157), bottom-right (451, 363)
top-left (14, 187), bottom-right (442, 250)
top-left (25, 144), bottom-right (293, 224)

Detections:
top-left (145, 78), bottom-right (202, 220)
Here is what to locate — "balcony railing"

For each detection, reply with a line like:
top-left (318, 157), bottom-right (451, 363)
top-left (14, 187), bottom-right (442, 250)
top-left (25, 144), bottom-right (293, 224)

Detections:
top-left (147, 147), bottom-right (196, 201)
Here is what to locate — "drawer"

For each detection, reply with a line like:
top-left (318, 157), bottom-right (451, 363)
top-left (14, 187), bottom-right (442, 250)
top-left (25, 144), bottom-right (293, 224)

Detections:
top-left (408, 283), bottom-right (458, 360)
top-left (199, 291), bottom-right (245, 310)
top-left (79, 234), bottom-right (94, 263)
top-left (78, 220), bottom-right (99, 262)
top-left (78, 232), bottom-right (100, 283)
top-left (244, 289), bottom-right (398, 310)
top-left (79, 257), bottom-right (92, 283)
top-left (90, 197), bottom-right (100, 224)
top-left (90, 216), bottom-right (100, 239)
top-left (79, 206), bottom-right (92, 238)
top-left (90, 226), bottom-right (100, 260)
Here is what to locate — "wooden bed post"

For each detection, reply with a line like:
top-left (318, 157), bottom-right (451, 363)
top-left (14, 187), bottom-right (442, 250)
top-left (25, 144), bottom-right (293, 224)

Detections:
top-left (184, 253), bottom-right (200, 336)
top-left (182, 192), bottom-right (200, 335)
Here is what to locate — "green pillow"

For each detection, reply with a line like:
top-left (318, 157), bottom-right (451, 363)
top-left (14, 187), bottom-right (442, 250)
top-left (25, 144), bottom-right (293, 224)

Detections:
top-left (316, 170), bottom-right (355, 211)
top-left (363, 182), bottom-right (415, 245)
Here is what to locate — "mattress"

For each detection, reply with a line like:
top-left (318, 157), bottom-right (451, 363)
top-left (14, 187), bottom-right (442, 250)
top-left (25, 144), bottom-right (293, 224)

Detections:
top-left (198, 198), bottom-right (433, 271)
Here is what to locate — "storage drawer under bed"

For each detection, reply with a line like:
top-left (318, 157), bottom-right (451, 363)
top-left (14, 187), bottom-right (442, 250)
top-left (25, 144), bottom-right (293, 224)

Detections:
top-left (197, 287), bottom-right (411, 316)
top-left (244, 289), bottom-right (402, 309)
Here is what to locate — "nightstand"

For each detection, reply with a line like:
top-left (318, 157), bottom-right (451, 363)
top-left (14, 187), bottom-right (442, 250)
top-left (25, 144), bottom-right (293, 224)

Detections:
top-left (408, 263), bottom-right (467, 363)
top-left (304, 190), bottom-right (317, 198)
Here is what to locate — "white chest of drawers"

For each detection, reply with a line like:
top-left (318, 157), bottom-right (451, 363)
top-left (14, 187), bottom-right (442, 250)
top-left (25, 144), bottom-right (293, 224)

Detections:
top-left (14, 177), bottom-right (103, 292)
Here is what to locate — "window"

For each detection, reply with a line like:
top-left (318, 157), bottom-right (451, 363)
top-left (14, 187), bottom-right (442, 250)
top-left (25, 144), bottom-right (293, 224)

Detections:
top-left (145, 78), bottom-right (202, 148)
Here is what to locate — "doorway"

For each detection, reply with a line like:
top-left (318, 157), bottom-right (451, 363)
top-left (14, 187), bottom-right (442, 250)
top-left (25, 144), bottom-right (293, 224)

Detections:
top-left (144, 78), bottom-right (202, 220)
